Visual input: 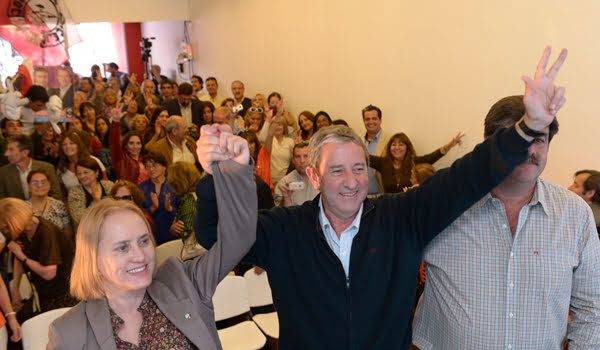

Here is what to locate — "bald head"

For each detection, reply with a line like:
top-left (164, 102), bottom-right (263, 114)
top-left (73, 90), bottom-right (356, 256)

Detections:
top-left (213, 107), bottom-right (233, 128)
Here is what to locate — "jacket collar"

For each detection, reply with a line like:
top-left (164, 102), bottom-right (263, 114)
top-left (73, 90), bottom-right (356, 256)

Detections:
top-left (84, 299), bottom-right (117, 350)
top-left (311, 194), bottom-right (375, 233)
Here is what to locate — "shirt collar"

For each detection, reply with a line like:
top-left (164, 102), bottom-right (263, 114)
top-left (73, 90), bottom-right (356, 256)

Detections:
top-left (318, 197), bottom-right (363, 235)
top-left (475, 178), bottom-right (549, 216)
top-left (364, 128), bottom-right (383, 143)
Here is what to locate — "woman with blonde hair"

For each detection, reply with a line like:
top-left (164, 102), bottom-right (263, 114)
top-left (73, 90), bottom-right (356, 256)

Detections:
top-left (48, 148), bottom-right (257, 349)
top-left (0, 198), bottom-right (76, 314)
top-left (259, 113), bottom-right (294, 186)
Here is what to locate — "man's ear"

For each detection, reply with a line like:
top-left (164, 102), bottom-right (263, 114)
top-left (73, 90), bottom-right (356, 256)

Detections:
top-left (583, 189), bottom-right (596, 203)
top-left (305, 166), bottom-right (320, 190)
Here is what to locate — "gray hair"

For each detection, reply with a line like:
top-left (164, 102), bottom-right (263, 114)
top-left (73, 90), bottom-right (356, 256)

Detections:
top-left (308, 125), bottom-right (368, 174)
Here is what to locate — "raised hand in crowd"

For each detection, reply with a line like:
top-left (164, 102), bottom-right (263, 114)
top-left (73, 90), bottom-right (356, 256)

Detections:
top-left (520, 46), bottom-right (568, 136)
top-left (108, 101), bottom-right (126, 122)
top-left (440, 131), bottom-right (465, 154)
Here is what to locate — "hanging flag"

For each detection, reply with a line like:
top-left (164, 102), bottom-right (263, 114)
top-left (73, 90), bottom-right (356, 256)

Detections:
top-left (0, 0), bottom-right (73, 66)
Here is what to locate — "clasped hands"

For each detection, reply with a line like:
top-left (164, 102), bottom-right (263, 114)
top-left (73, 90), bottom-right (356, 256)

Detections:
top-left (196, 124), bottom-right (250, 174)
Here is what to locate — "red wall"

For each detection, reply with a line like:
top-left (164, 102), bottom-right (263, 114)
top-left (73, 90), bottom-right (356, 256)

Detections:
top-left (123, 23), bottom-right (144, 79)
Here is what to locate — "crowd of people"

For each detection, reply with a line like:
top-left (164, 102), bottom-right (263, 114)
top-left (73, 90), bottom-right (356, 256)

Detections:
top-left (0, 46), bottom-right (597, 349)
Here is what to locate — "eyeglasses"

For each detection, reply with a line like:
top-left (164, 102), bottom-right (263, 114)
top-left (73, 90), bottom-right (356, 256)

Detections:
top-left (248, 107), bottom-right (264, 113)
top-left (30, 180), bottom-right (49, 186)
top-left (113, 195), bottom-right (133, 201)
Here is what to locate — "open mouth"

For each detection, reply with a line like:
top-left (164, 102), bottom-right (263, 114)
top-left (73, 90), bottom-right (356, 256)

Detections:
top-left (340, 191), bottom-right (358, 199)
top-left (127, 265), bottom-right (147, 274)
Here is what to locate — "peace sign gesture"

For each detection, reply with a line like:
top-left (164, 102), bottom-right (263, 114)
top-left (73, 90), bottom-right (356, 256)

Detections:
top-left (521, 46), bottom-right (568, 132)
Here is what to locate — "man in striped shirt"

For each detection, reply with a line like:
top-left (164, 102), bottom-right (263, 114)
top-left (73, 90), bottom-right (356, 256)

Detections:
top-left (413, 68), bottom-right (600, 349)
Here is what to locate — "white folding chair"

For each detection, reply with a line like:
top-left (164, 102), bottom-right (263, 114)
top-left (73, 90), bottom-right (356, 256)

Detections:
top-left (0, 326), bottom-right (7, 350)
top-left (155, 239), bottom-right (183, 266)
top-left (213, 276), bottom-right (266, 350)
top-left (21, 307), bottom-right (71, 350)
top-left (243, 269), bottom-right (279, 339)
top-left (10, 274), bottom-right (33, 300)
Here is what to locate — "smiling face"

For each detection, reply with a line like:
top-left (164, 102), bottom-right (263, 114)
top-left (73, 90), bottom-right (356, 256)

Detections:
top-left (28, 172), bottom-right (50, 197)
top-left (62, 137), bottom-right (79, 157)
top-left (125, 135), bottom-right (142, 158)
top-left (299, 114), bottom-right (314, 132)
top-left (362, 110), bottom-right (381, 136)
top-left (97, 210), bottom-right (155, 298)
top-left (316, 115), bottom-right (331, 130)
top-left (76, 165), bottom-right (98, 187)
top-left (307, 142), bottom-right (368, 222)
top-left (389, 139), bottom-right (407, 161)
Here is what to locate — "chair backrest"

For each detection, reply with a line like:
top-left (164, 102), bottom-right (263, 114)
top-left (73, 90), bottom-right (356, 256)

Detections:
top-left (212, 276), bottom-right (250, 321)
top-left (156, 239), bottom-right (183, 266)
top-left (22, 307), bottom-right (71, 350)
top-left (243, 269), bottom-right (273, 307)
top-left (0, 325), bottom-right (7, 350)
top-left (10, 274), bottom-right (33, 300)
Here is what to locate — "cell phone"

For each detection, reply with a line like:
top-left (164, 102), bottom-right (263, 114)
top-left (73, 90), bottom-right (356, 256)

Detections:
top-left (288, 181), bottom-right (305, 191)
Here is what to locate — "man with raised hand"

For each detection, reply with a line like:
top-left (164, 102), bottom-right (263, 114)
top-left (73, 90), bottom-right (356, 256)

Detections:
top-left (196, 47), bottom-right (567, 350)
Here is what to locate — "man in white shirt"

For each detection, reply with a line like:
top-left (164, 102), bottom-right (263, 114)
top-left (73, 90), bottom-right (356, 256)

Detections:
top-left (274, 142), bottom-right (320, 207)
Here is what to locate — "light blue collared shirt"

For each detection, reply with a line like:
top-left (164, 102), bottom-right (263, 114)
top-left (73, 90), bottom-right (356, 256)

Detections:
top-left (365, 129), bottom-right (383, 194)
top-left (319, 198), bottom-right (363, 278)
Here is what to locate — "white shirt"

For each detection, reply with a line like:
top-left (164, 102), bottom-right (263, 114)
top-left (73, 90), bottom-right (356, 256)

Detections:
top-left (18, 158), bottom-right (33, 199)
top-left (169, 137), bottom-right (195, 164)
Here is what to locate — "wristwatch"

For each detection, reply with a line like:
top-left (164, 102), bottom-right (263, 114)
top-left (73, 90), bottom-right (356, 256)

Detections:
top-left (517, 119), bottom-right (545, 138)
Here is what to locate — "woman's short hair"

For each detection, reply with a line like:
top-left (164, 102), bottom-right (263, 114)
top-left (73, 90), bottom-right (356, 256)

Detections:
top-left (271, 116), bottom-right (289, 137)
top-left (239, 131), bottom-right (261, 160)
top-left (70, 199), bottom-right (154, 300)
top-left (143, 151), bottom-right (168, 168)
top-left (79, 101), bottom-right (96, 119)
top-left (0, 198), bottom-right (32, 239)
top-left (77, 156), bottom-right (103, 181)
top-left (132, 115), bottom-right (149, 130)
top-left (110, 180), bottom-right (146, 206)
top-left (27, 169), bottom-right (50, 183)
top-left (167, 162), bottom-right (202, 196)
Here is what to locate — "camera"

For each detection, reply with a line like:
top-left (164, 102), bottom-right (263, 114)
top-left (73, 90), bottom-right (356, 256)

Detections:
top-left (288, 182), bottom-right (305, 191)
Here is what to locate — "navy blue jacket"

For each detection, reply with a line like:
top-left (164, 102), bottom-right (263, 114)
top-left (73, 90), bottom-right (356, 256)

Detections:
top-left (196, 126), bottom-right (531, 350)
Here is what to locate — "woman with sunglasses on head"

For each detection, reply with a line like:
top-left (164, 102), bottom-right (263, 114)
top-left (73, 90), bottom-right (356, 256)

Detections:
top-left (26, 170), bottom-right (74, 240)
top-left (244, 106), bottom-right (265, 133)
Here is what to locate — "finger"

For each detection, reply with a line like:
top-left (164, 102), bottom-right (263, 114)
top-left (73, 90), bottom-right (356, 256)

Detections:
top-left (534, 46), bottom-right (552, 79)
top-left (548, 86), bottom-right (566, 113)
top-left (214, 123), bottom-right (233, 134)
top-left (521, 75), bottom-right (534, 88)
top-left (546, 48), bottom-right (568, 81)
top-left (554, 96), bottom-right (566, 112)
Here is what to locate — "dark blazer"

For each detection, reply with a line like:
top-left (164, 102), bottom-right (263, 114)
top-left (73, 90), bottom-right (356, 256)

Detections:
top-left (47, 160), bottom-right (257, 350)
top-left (0, 159), bottom-right (61, 199)
top-left (237, 97), bottom-right (252, 117)
top-left (162, 99), bottom-right (204, 127)
top-left (49, 85), bottom-right (74, 109)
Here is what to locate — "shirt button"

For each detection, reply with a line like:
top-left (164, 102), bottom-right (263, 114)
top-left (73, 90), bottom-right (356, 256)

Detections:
top-left (510, 252), bottom-right (514, 257)
top-left (503, 224), bottom-right (508, 229)
top-left (509, 283), bottom-right (514, 288)
top-left (508, 345), bottom-right (512, 349)
top-left (509, 312), bottom-right (514, 318)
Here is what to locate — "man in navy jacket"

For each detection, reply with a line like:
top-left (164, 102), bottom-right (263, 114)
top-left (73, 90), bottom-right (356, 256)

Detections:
top-left (195, 47), bottom-right (567, 350)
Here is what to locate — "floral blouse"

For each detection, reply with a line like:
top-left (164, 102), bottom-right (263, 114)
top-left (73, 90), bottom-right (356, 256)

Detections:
top-left (109, 293), bottom-right (197, 350)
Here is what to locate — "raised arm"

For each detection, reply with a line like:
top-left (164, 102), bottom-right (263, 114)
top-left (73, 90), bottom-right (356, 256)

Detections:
top-left (185, 124), bottom-right (257, 300)
top-left (397, 47), bottom-right (568, 247)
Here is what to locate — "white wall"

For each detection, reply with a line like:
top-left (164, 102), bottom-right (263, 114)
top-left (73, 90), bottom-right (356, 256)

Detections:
top-left (141, 21), bottom-right (187, 82)
top-left (189, 0), bottom-right (600, 186)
